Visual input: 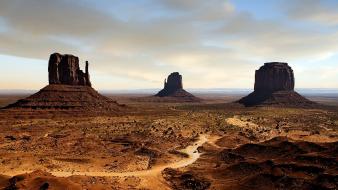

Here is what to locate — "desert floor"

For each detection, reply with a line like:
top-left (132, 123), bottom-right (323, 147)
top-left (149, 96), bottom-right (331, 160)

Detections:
top-left (0, 94), bottom-right (337, 190)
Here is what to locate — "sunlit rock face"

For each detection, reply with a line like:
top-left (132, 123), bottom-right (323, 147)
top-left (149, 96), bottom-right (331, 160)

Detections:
top-left (48, 53), bottom-right (91, 86)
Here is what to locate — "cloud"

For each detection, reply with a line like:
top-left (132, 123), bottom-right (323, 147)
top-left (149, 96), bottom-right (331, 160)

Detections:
top-left (0, 0), bottom-right (116, 37)
top-left (159, 0), bottom-right (235, 20)
top-left (284, 0), bottom-right (338, 26)
top-left (216, 12), bottom-right (338, 61)
top-left (0, 0), bottom-right (337, 89)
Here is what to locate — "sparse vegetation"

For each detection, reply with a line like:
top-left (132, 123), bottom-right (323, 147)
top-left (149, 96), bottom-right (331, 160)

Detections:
top-left (0, 95), bottom-right (337, 189)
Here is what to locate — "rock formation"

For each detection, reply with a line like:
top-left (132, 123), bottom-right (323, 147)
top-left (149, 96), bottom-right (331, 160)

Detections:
top-left (156, 72), bottom-right (183, 97)
top-left (238, 62), bottom-right (313, 106)
top-left (48, 53), bottom-right (91, 86)
top-left (254, 62), bottom-right (294, 92)
top-left (4, 53), bottom-right (123, 112)
top-left (154, 72), bottom-right (200, 102)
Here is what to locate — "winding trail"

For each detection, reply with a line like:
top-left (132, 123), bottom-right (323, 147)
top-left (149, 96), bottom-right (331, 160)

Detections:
top-left (4, 135), bottom-right (208, 177)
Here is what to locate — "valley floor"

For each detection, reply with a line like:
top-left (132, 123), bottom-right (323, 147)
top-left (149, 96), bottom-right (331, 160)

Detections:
top-left (0, 95), bottom-right (337, 189)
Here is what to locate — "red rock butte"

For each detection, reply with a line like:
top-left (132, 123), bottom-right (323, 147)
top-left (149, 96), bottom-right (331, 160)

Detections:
top-left (155, 72), bottom-right (201, 102)
top-left (48, 53), bottom-right (91, 86)
top-left (4, 53), bottom-right (124, 113)
top-left (238, 62), bottom-right (314, 107)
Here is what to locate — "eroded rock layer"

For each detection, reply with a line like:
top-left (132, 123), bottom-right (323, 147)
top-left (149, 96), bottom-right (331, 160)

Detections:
top-left (254, 62), bottom-right (294, 92)
top-left (5, 85), bottom-right (122, 111)
top-left (238, 62), bottom-right (313, 106)
top-left (4, 53), bottom-right (123, 112)
top-left (48, 53), bottom-right (91, 86)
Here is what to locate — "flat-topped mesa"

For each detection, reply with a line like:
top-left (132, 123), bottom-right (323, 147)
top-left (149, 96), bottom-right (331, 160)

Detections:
top-left (238, 62), bottom-right (313, 107)
top-left (48, 53), bottom-right (91, 86)
top-left (254, 62), bottom-right (294, 93)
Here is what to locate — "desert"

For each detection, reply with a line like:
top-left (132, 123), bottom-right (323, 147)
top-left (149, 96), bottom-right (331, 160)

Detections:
top-left (0, 54), bottom-right (337, 189)
top-left (0, 91), bottom-right (337, 189)
top-left (0, 1), bottom-right (338, 189)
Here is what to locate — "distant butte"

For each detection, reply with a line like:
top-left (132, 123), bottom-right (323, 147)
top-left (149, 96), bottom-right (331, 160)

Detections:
top-left (154, 72), bottom-right (201, 102)
top-left (238, 62), bottom-right (314, 107)
top-left (4, 53), bottom-right (124, 112)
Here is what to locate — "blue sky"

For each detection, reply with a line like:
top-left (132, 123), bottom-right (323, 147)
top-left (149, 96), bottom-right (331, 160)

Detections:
top-left (0, 0), bottom-right (337, 90)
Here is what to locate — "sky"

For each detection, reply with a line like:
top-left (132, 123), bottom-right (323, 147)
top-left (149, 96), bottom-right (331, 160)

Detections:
top-left (0, 0), bottom-right (337, 90)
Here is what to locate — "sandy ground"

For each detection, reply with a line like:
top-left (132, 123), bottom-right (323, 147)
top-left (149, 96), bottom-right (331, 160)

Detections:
top-left (3, 135), bottom-right (208, 178)
top-left (0, 94), bottom-right (337, 189)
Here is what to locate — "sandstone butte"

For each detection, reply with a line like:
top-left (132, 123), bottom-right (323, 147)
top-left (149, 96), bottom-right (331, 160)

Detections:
top-left (4, 53), bottom-right (124, 112)
top-left (238, 62), bottom-right (314, 107)
top-left (155, 72), bottom-right (201, 102)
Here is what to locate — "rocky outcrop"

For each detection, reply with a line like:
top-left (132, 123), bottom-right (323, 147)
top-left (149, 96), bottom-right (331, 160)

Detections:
top-left (156, 72), bottom-right (183, 97)
top-left (254, 62), bottom-right (294, 92)
top-left (4, 53), bottom-right (123, 112)
top-left (154, 72), bottom-right (200, 102)
top-left (48, 53), bottom-right (91, 86)
top-left (238, 62), bottom-right (313, 107)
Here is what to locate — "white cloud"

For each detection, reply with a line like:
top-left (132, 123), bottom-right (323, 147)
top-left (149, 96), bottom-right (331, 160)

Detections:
top-left (285, 0), bottom-right (338, 26)
top-left (217, 12), bottom-right (338, 61)
top-left (0, 0), bottom-right (337, 89)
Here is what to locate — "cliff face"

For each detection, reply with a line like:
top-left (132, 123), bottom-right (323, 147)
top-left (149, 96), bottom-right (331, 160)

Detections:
top-left (254, 62), bottom-right (294, 92)
top-left (48, 53), bottom-right (91, 86)
top-left (238, 62), bottom-right (313, 107)
top-left (4, 53), bottom-right (124, 112)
